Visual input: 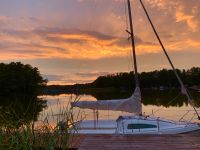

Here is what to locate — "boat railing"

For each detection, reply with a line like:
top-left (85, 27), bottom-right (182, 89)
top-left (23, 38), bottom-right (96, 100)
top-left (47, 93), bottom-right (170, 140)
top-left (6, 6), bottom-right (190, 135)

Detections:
top-left (157, 117), bottom-right (160, 132)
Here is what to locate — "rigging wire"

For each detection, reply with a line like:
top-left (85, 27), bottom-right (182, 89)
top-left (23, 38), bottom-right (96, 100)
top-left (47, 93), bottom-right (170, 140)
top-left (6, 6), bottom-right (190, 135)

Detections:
top-left (188, 113), bottom-right (196, 122)
top-left (139, 0), bottom-right (200, 120)
top-left (153, 92), bottom-right (181, 115)
top-left (124, 0), bottom-right (129, 33)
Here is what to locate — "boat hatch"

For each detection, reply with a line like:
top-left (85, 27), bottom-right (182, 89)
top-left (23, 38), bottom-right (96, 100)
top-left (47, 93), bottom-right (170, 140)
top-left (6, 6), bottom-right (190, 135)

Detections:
top-left (127, 123), bottom-right (157, 129)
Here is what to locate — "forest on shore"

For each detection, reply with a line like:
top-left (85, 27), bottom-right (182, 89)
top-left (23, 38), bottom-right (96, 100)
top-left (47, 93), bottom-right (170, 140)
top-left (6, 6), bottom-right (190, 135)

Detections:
top-left (43, 67), bottom-right (200, 95)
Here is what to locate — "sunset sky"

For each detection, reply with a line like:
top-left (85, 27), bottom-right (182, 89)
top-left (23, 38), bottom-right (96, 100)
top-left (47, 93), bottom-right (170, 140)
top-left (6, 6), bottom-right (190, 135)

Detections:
top-left (0, 0), bottom-right (200, 85)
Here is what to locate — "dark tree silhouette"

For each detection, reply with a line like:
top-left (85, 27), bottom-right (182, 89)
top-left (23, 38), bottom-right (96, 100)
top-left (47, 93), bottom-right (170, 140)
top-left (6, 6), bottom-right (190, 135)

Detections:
top-left (0, 62), bottom-right (47, 96)
top-left (0, 62), bottom-right (47, 128)
top-left (90, 67), bottom-right (200, 89)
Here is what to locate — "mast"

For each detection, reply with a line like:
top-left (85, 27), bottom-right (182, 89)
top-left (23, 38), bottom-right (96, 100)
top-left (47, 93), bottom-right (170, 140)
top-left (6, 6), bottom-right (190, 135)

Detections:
top-left (139, 0), bottom-right (200, 120)
top-left (127, 0), bottom-right (140, 87)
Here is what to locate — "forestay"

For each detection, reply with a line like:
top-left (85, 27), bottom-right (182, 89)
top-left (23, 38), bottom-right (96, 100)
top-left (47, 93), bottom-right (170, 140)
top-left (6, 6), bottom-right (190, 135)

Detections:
top-left (71, 86), bottom-right (142, 114)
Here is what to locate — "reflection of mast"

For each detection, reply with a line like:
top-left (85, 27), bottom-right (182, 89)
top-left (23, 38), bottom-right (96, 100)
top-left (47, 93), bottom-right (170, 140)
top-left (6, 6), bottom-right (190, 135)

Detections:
top-left (139, 0), bottom-right (200, 120)
top-left (127, 0), bottom-right (139, 87)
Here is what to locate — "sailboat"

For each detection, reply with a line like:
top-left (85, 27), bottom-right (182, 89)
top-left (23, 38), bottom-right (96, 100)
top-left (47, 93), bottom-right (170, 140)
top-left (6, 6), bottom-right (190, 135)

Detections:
top-left (71, 0), bottom-right (200, 134)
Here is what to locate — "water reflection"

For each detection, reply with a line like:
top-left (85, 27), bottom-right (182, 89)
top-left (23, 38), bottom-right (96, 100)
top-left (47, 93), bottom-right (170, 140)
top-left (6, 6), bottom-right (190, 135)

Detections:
top-left (88, 90), bottom-right (200, 107)
top-left (0, 94), bottom-right (47, 128)
top-left (39, 90), bottom-right (200, 125)
top-left (1, 90), bottom-right (199, 127)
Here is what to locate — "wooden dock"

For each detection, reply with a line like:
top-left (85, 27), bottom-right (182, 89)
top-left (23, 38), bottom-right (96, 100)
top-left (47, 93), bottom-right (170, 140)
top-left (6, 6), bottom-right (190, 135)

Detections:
top-left (71, 130), bottom-right (200, 150)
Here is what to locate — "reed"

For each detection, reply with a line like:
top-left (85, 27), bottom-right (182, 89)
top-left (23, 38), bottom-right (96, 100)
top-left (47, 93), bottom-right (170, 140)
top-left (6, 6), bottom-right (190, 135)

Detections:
top-left (0, 96), bottom-right (81, 150)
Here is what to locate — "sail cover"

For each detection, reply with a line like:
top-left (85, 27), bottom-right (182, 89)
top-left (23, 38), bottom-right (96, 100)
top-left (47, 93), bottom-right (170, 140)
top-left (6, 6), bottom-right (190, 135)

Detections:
top-left (71, 86), bottom-right (142, 114)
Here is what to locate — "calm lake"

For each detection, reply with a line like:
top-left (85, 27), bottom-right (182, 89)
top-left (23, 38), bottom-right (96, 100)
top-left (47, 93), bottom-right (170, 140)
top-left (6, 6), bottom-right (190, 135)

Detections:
top-left (1, 90), bottom-right (199, 127)
top-left (37, 90), bottom-right (200, 126)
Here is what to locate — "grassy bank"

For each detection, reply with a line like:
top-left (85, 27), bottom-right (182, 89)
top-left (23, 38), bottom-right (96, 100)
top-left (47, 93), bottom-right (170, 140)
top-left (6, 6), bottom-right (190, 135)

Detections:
top-left (0, 97), bottom-right (80, 150)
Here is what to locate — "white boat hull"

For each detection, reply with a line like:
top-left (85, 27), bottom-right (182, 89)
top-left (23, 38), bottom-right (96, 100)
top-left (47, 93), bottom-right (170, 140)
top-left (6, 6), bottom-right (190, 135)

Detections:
top-left (73, 116), bottom-right (200, 134)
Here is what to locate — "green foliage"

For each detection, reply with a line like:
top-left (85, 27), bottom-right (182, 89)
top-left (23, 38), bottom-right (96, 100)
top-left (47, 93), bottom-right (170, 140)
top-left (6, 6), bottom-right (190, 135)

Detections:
top-left (0, 62), bottom-right (47, 96)
top-left (91, 67), bottom-right (200, 89)
top-left (0, 62), bottom-right (80, 149)
top-left (0, 62), bottom-right (47, 128)
top-left (0, 97), bottom-right (79, 149)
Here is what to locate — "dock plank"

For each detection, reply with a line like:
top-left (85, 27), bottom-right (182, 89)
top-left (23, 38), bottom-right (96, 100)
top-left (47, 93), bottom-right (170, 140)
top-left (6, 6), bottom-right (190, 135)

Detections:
top-left (76, 130), bottom-right (200, 150)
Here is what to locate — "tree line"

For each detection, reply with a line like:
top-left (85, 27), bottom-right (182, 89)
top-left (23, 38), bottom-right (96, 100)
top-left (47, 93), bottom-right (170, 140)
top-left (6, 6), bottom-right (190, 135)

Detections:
top-left (44, 67), bottom-right (200, 95)
top-left (0, 62), bottom-right (47, 128)
top-left (0, 62), bottom-right (47, 96)
top-left (91, 67), bottom-right (200, 89)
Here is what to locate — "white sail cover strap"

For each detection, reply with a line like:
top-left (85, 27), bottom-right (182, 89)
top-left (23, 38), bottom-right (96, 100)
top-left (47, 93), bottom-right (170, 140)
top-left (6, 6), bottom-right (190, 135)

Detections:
top-left (71, 87), bottom-right (142, 114)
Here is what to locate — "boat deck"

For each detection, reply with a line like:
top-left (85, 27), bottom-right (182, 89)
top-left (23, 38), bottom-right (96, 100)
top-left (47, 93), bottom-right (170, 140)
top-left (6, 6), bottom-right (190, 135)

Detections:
top-left (70, 130), bottom-right (200, 150)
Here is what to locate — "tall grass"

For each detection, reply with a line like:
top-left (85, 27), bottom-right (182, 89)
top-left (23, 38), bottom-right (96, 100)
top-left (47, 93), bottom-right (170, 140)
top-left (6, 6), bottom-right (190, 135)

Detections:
top-left (0, 96), bottom-right (81, 150)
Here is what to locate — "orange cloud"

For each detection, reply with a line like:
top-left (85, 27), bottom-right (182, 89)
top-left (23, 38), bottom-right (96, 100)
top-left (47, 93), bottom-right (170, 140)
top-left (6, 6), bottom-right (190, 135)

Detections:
top-left (0, 26), bottom-right (199, 61)
top-left (0, 0), bottom-right (200, 61)
top-left (176, 11), bottom-right (198, 32)
top-left (0, 27), bottom-right (161, 60)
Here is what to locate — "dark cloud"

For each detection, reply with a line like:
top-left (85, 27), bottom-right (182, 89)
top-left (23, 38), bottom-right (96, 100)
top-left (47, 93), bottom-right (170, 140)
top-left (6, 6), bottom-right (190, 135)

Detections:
top-left (75, 72), bottom-right (110, 78)
top-left (45, 36), bottom-right (86, 45)
top-left (34, 27), bottom-right (156, 47)
top-left (52, 79), bottom-right (92, 84)
top-left (0, 41), bottom-right (67, 53)
top-left (112, 36), bottom-right (157, 47)
top-left (42, 74), bottom-right (94, 84)
top-left (1, 29), bottom-right (32, 38)
top-left (35, 27), bottom-right (114, 40)
top-left (42, 74), bottom-right (65, 81)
